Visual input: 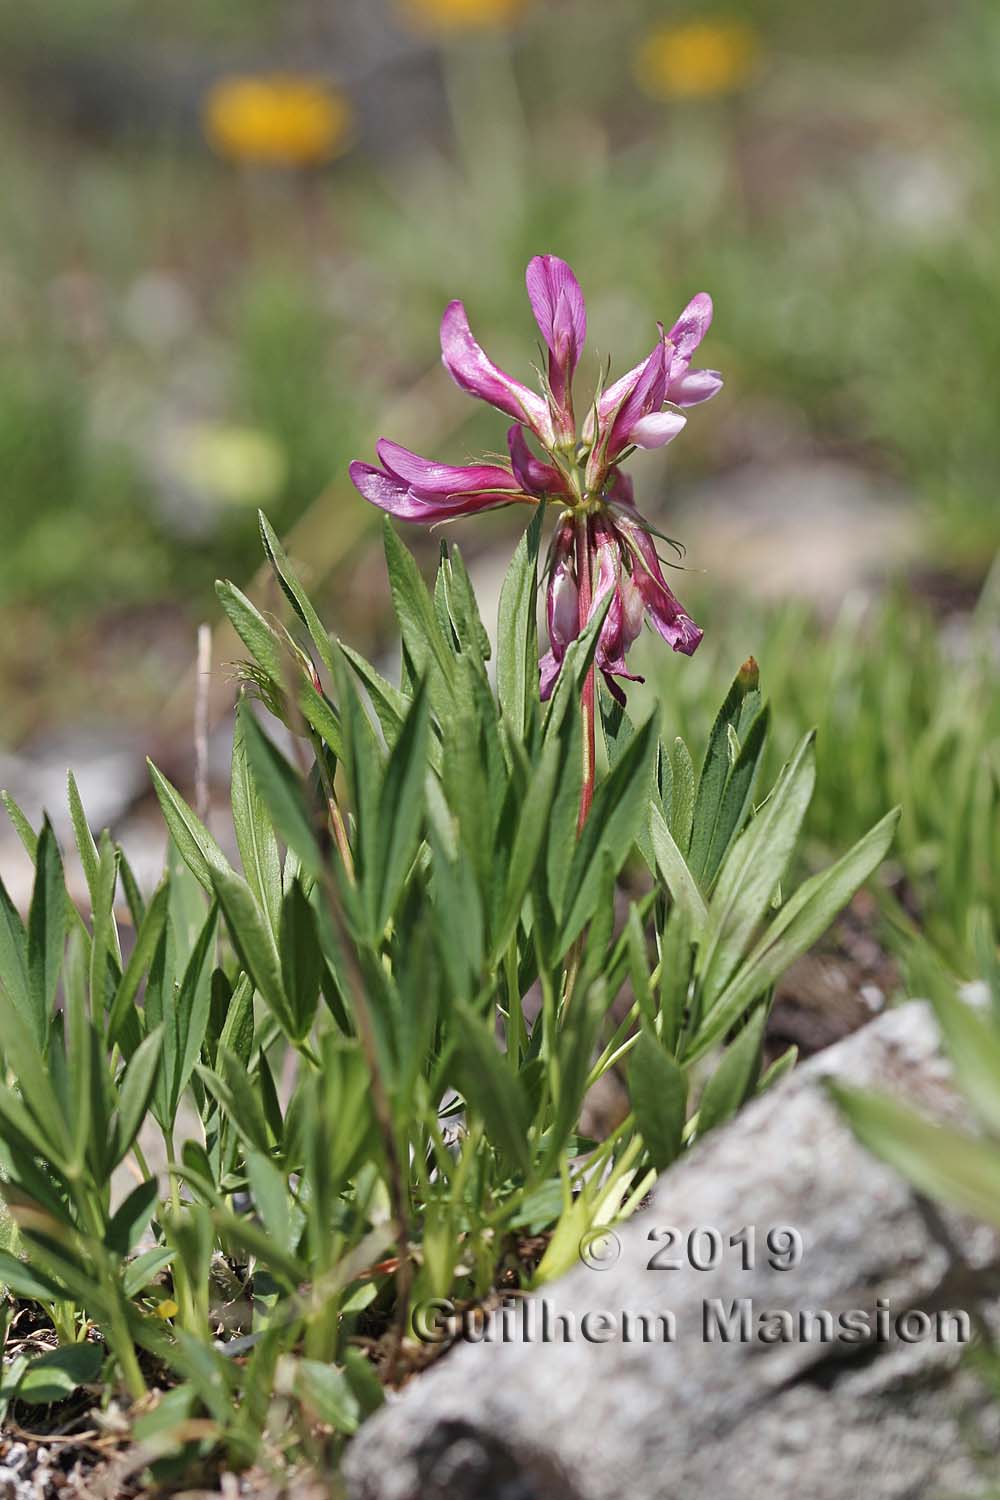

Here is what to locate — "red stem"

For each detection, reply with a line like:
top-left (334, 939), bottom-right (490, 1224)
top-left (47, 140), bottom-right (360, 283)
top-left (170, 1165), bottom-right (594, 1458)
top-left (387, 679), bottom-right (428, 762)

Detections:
top-left (575, 513), bottom-right (596, 834)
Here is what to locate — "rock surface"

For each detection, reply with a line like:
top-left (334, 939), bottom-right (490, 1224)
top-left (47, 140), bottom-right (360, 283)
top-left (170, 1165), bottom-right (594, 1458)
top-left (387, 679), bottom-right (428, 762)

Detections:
top-left (344, 1004), bottom-right (1000, 1500)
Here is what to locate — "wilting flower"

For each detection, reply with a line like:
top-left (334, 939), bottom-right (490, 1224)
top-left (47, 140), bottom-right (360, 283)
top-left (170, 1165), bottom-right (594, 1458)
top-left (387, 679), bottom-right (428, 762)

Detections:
top-left (395, 0), bottom-right (529, 34)
top-left (203, 75), bottom-right (353, 168)
top-left (634, 20), bottom-right (758, 101)
top-left (350, 256), bottom-right (721, 702)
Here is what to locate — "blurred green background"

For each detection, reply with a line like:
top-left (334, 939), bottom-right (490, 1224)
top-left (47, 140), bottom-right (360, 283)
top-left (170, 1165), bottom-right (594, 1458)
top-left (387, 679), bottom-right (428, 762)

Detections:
top-left (0, 0), bottom-right (997, 740)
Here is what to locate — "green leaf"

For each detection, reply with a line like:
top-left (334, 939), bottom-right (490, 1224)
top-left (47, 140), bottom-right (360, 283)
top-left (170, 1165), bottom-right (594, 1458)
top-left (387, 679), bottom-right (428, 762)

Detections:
top-left (496, 503), bottom-right (544, 740)
top-left (691, 807), bottom-right (899, 1061)
top-left (383, 518), bottom-right (455, 704)
top-left (0, 987), bottom-right (72, 1166)
top-left (113, 1026), bottom-right (164, 1167)
top-left (697, 733), bottom-right (816, 1011)
top-left (123, 1246), bottom-right (175, 1298)
top-left (17, 1343), bottom-right (103, 1405)
top-left (116, 844), bottom-right (147, 929)
top-left (107, 879), bottom-right (170, 1049)
top-left (927, 981), bottom-right (1000, 1137)
top-left (696, 1006), bottom-right (767, 1138)
top-left (295, 1359), bottom-right (361, 1435)
top-left (698, 706), bottom-right (771, 889)
top-left (338, 641), bottom-right (411, 751)
top-left (66, 771), bottom-right (101, 913)
top-left (649, 806), bottom-right (708, 929)
top-left (1, 790), bottom-right (38, 860)
top-left (493, 733), bottom-right (562, 954)
top-left (453, 1004), bottom-right (531, 1176)
top-left (258, 510), bottom-right (339, 678)
top-left (438, 543), bottom-right (492, 664)
top-left (216, 579), bottom-right (286, 682)
top-left (217, 972), bottom-right (256, 1068)
top-left (688, 663), bottom-right (762, 882)
top-left (88, 832), bottom-right (120, 1014)
top-left (559, 712), bottom-right (659, 953)
top-left (629, 1031), bottom-right (687, 1171)
top-left (832, 1083), bottom-right (1000, 1232)
top-left (209, 864), bottom-right (293, 1038)
top-left (669, 737), bottom-right (696, 853)
top-left (197, 1045), bottom-right (272, 1155)
top-left (167, 904), bottom-right (218, 1118)
top-left (148, 762), bottom-right (233, 894)
top-left (279, 881), bottom-right (322, 1042)
top-left (239, 710), bottom-right (322, 882)
top-left (374, 683), bottom-right (429, 933)
top-left (232, 702), bottom-right (283, 936)
top-left (27, 819), bottom-right (67, 1051)
top-left (343, 1345), bottom-right (385, 1417)
top-left (105, 1178), bottom-right (160, 1256)
top-left (0, 875), bottom-right (30, 1024)
top-left (245, 1150), bottom-right (291, 1257)
top-left (0, 1249), bottom-right (72, 1302)
top-left (756, 1045), bottom-right (797, 1095)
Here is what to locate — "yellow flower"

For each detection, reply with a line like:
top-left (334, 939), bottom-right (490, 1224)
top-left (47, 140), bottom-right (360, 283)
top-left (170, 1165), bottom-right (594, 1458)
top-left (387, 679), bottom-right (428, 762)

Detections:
top-left (203, 75), bottom-right (353, 168)
top-left (634, 19), bottom-right (758, 101)
top-left (395, 0), bottom-right (529, 35)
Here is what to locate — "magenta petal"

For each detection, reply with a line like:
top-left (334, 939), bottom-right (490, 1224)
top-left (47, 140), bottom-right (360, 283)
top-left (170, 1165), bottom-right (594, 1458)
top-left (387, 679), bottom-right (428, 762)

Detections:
top-left (539, 650), bottom-right (562, 700)
top-left (667, 367), bottom-right (723, 407)
top-left (667, 293), bottom-right (713, 364)
top-left (592, 353), bottom-right (649, 427)
top-left (525, 255), bottom-right (587, 364)
top-left (606, 335), bottom-right (668, 457)
top-left (377, 439), bottom-right (519, 499)
top-left (625, 522), bottom-right (704, 656)
top-left (507, 425), bottom-right (563, 497)
top-left (546, 520), bottom-right (578, 653)
top-left (440, 300), bottom-right (553, 443)
top-left (349, 461), bottom-right (411, 515)
top-left (628, 410), bottom-right (687, 450)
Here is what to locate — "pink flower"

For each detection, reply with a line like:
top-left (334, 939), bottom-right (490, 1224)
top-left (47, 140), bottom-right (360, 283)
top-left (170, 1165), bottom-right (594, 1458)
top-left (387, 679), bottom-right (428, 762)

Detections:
top-left (349, 256), bottom-right (720, 699)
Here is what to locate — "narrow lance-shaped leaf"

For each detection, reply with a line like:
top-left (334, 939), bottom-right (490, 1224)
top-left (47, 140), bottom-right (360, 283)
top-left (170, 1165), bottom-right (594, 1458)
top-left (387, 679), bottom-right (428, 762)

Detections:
top-left (649, 805), bottom-right (708, 930)
top-left (383, 518), bottom-right (456, 704)
top-left (559, 711), bottom-right (660, 954)
top-left (832, 1083), bottom-right (1000, 1233)
top-left (27, 819), bottom-right (67, 1052)
top-left (209, 862), bottom-right (295, 1040)
top-left (496, 502), bottom-right (544, 740)
top-left (113, 1025), bottom-right (164, 1168)
top-left (148, 761), bottom-right (234, 894)
top-left (689, 807), bottom-right (900, 1062)
top-left (232, 701), bottom-right (283, 936)
top-left (688, 658), bottom-right (762, 882)
top-left (697, 732), bottom-right (816, 1009)
top-left (239, 708), bottom-right (323, 882)
top-left (696, 1005), bottom-right (767, 1138)
top-left (453, 1004), bottom-right (532, 1176)
top-left (374, 682), bottom-right (429, 934)
top-left (629, 1031), bottom-right (687, 1171)
top-left (0, 875), bottom-right (30, 1028)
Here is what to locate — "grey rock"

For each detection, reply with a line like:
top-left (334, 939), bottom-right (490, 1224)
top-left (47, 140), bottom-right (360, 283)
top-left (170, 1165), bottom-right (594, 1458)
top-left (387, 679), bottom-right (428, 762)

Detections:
top-left (344, 1004), bottom-right (1000, 1500)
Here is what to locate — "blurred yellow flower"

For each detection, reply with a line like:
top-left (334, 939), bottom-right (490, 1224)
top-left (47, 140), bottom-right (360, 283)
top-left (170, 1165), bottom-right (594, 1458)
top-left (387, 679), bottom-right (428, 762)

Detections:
top-left (634, 20), bottom-right (758, 101)
top-left (396, 0), bottom-right (529, 34)
top-left (203, 75), bottom-right (353, 168)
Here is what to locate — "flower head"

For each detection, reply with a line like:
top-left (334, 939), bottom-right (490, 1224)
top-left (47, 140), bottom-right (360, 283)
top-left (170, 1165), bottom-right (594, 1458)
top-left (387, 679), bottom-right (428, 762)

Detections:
top-left (634, 20), bottom-right (758, 102)
top-left (395, 0), bottom-right (529, 35)
top-left (203, 75), bottom-right (353, 168)
top-left (349, 256), bottom-right (721, 701)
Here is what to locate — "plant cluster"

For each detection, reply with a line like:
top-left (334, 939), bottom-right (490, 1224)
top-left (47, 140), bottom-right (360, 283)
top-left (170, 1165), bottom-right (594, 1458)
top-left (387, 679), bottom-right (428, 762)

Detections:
top-left (0, 499), bottom-right (897, 1468)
